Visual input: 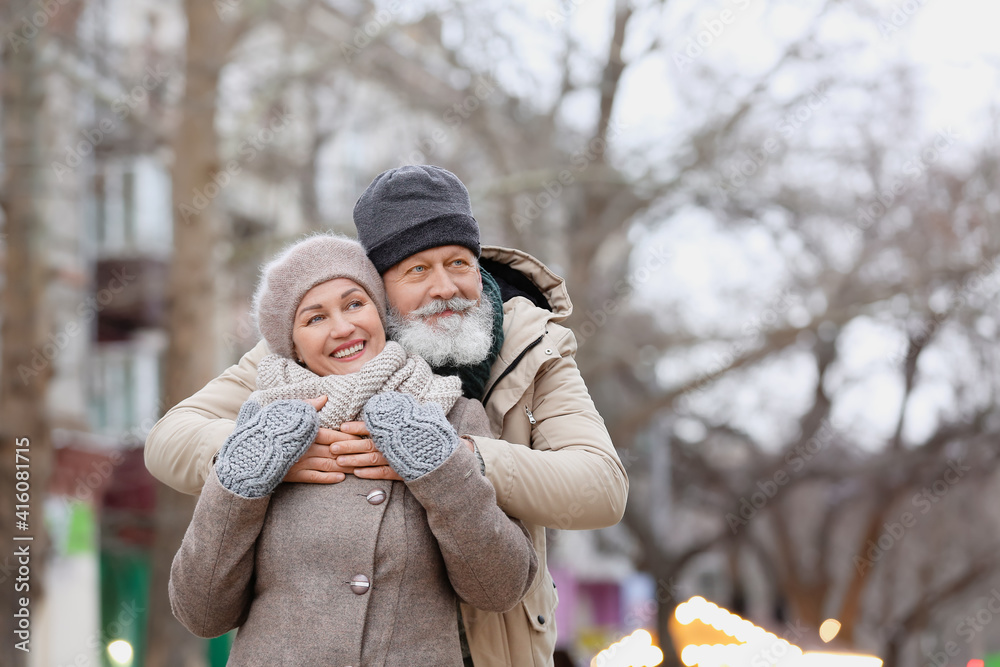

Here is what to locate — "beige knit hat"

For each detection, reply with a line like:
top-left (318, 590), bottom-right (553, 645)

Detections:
top-left (253, 233), bottom-right (388, 359)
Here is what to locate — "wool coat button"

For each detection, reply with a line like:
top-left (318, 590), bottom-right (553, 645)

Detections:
top-left (537, 615), bottom-right (545, 624)
top-left (349, 575), bottom-right (370, 595)
top-left (366, 489), bottom-right (386, 505)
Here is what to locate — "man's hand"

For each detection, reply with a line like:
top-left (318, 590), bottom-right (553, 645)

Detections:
top-left (338, 420), bottom-right (476, 480)
top-left (281, 438), bottom-right (351, 483)
top-left (336, 421), bottom-right (403, 481)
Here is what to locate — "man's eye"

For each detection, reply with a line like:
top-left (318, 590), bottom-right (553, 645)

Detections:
top-left (410, 266), bottom-right (425, 274)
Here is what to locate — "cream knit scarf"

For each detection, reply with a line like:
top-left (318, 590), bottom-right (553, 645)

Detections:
top-left (251, 341), bottom-right (463, 429)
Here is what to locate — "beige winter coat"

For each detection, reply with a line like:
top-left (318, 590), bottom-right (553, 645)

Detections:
top-left (146, 245), bottom-right (630, 667)
top-left (170, 399), bottom-right (536, 666)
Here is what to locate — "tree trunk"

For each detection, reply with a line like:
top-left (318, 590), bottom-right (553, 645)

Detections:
top-left (146, 2), bottom-right (238, 665)
top-left (0, 4), bottom-right (54, 665)
top-left (784, 582), bottom-right (825, 633)
top-left (657, 599), bottom-right (682, 667)
top-left (881, 636), bottom-right (902, 667)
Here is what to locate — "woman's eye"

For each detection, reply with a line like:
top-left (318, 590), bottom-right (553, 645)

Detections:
top-left (307, 314), bottom-right (323, 324)
top-left (346, 300), bottom-right (364, 310)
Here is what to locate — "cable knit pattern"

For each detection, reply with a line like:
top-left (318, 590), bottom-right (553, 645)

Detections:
top-left (362, 392), bottom-right (460, 482)
top-left (215, 400), bottom-right (320, 498)
top-left (251, 341), bottom-right (463, 427)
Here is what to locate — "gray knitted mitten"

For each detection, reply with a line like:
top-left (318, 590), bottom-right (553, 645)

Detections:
top-left (362, 392), bottom-right (460, 482)
top-left (215, 399), bottom-right (320, 498)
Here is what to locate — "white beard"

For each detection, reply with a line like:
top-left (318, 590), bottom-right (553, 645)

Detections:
top-left (387, 293), bottom-right (495, 367)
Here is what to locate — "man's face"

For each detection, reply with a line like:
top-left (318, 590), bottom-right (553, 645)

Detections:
top-left (382, 245), bottom-right (495, 368)
top-left (382, 245), bottom-right (482, 318)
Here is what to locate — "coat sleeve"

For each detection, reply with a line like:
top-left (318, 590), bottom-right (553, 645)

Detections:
top-left (169, 469), bottom-right (271, 638)
top-left (406, 443), bottom-right (538, 613)
top-left (470, 327), bottom-right (629, 530)
top-left (144, 340), bottom-right (268, 495)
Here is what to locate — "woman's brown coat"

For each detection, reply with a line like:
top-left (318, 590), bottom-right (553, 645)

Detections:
top-left (169, 399), bottom-right (536, 666)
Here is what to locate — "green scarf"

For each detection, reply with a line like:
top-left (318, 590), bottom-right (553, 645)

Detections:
top-left (431, 268), bottom-right (505, 400)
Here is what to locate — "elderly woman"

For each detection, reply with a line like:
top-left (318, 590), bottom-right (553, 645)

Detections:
top-left (168, 234), bottom-right (536, 666)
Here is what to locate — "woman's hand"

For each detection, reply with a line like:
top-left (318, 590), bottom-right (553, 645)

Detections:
top-left (280, 397), bottom-right (403, 483)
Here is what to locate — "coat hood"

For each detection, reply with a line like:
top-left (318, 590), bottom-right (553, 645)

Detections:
top-left (480, 245), bottom-right (573, 322)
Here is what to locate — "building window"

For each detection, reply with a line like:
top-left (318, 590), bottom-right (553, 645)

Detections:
top-left (88, 338), bottom-right (164, 438)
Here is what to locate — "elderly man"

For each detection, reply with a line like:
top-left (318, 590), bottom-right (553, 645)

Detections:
top-left (145, 165), bottom-right (628, 667)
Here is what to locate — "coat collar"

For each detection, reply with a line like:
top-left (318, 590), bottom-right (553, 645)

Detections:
top-left (480, 246), bottom-right (573, 399)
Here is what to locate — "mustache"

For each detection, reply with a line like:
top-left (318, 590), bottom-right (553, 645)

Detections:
top-left (408, 297), bottom-right (479, 319)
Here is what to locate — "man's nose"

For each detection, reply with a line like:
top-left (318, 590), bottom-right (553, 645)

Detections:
top-left (426, 270), bottom-right (459, 301)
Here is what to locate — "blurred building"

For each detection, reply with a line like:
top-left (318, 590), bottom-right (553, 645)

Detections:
top-left (18, 3), bottom-right (1000, 667)
top-left (29, 2), bottom-right (177, 666)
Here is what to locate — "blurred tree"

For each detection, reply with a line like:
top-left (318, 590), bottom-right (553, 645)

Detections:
top-left (1, 0), bottom-right (87, 661)
top-left (146, 1), bottom-right (250, 665)
top-left (0, 3), bottom-right (53, 665)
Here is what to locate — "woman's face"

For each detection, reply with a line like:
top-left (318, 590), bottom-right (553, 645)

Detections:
top-left (291, 278), bottom-right (386, 376)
